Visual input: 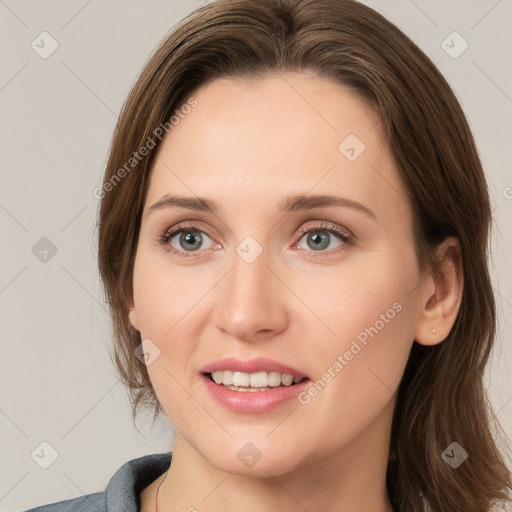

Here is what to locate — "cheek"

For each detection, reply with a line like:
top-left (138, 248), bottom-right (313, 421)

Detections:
top-left (290, 245), bottom-right (419, 347)
top-left (132, 248), bottom-right (202, 339)
top-left (132, 256), bottom-right (203, 430)
top-left (131, 252), bottom-right (203, 398)
top-left (293, 253), bottom-right (419, 437)
top-left (302, 314), bottom-right (412, 450)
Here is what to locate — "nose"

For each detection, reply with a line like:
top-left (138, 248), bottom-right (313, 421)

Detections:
top-left (212, 243), bottom-right (288, 343)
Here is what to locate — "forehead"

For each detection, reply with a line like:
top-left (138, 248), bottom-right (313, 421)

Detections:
top-left (146, 72), bottom-right (409, 223)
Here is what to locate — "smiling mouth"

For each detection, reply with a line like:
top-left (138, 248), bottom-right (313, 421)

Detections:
top-left (205, 370), bottom-right (309, 391)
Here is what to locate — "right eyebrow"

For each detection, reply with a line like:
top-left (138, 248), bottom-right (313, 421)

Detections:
top-left (145, 195), bottom-right (219, 217)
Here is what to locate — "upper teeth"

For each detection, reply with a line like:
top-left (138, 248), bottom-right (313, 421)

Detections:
top-left (211, 370), bottom-right (304, 388)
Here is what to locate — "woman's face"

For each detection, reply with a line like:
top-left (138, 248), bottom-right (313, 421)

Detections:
top-left (129, 72), bottom-right (427, 476)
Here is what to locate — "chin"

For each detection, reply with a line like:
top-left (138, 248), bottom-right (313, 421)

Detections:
top-left (200, 437), bottom-right (308, 478)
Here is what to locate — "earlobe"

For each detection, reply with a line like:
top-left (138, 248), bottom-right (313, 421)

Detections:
top-left (127, 292), bottom-right (140, 332)
top-left (414, 237), bottom-right (464, 346)
top-left (128, 309), bottom-right (140, 331)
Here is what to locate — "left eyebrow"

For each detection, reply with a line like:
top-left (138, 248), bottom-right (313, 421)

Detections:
top-left (277, 193), bottom-right (376, 219)
top-left (145, 193), bottom-right (376, 219)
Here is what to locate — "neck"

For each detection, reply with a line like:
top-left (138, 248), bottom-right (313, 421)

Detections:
top-left (157, 402), bottom-right (394, 512)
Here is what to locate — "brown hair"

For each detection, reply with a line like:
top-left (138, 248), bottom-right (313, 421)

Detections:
top-left (97, 0), bottom-right (511, 510)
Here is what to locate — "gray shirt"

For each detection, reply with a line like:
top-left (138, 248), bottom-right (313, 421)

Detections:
top-left (23, 452), bottom-right (172, 512)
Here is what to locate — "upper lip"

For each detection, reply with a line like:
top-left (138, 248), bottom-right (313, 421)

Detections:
top-left (201, 357), bottom-right (309, 378)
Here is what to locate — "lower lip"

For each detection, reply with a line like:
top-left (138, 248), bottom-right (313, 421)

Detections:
top-left (201, 373), bottom-right (310, 413)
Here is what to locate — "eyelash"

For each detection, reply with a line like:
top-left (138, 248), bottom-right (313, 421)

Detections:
top-left (157, 220), bottom-right (354, 258)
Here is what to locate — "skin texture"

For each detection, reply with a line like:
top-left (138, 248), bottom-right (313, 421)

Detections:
top-left (130, 72), bottom-right (463, 512)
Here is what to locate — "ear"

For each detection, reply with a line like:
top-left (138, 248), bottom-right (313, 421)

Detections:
top-left (414, 237), bottom-right (464, 346)
top-left (127, 291), bottom-right (140, 332)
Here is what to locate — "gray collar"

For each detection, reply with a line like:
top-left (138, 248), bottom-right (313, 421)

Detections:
top-left (105, 452), bottom-right (172, 512)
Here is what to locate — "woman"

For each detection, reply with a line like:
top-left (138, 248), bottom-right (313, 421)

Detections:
top-left (25, 0), bottom-right (511, 511)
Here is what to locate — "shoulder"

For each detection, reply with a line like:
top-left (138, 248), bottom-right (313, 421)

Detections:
top-left (22, 452), bottom-right (172, 512)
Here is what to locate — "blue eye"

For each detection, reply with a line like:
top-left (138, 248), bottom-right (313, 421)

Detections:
top-left (160, 228), bottom-right (214, 253)
top-left (296, 227), bottom-right (351, 252)
top-left (291, 220), bottom-right (354, 256)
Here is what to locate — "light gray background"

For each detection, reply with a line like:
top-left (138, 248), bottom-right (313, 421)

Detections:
top-left (1, 1), bottom-right (511, 510)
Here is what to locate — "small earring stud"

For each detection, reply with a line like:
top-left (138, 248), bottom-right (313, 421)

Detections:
top-left (432, 329), bottom-right (437, 334)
